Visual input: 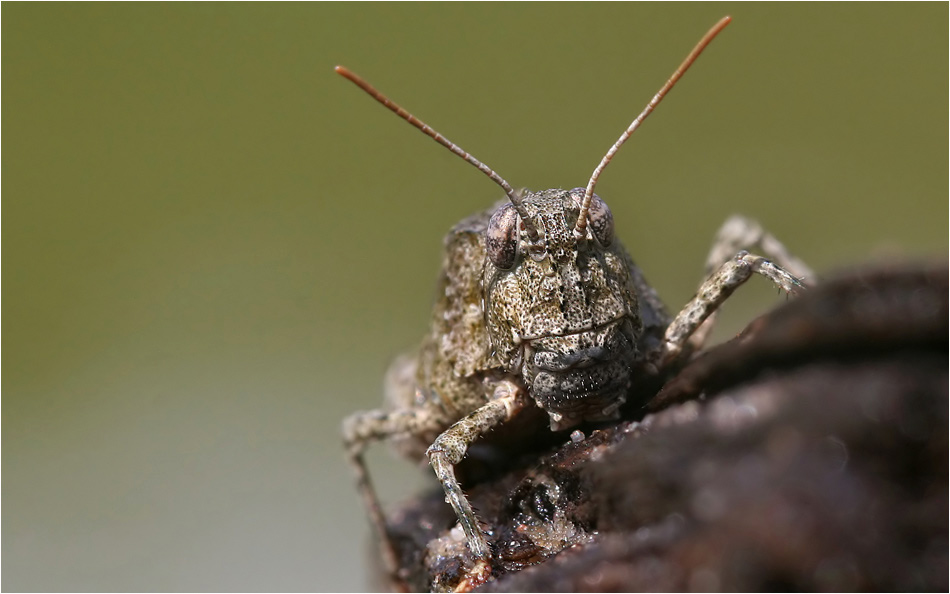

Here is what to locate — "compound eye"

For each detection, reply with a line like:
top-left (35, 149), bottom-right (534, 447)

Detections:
top-left (486, 203), bottom-right (520, 269)
top-left (588, 194), bottom-right (614, 246)
top-left (570, 189), bottom-right (614, 247)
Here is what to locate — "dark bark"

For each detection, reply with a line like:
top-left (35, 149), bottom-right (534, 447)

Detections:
top-left (385, 263), bottom-right (948, 592)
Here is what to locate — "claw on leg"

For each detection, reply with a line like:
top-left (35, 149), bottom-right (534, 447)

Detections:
top-left (659, 248), bottom-right (809, 368)
top-left (704, 215), bottom-right (814, 282)
top-left (426, 384), bottom-right (524, 577)
top-left (452, 558), bottom-right (492, 593)
top-left (657, 215), bottom-right (815, 365)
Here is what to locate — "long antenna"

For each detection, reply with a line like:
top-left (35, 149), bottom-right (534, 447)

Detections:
top-left (335, 65), bottom-right (540, 242)
top-left (574, 16), bottom-right (732, 239)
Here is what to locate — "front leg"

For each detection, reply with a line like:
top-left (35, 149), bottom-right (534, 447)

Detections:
top-left (656, 216), bottom-right (813, 367)
top-left (703, 215), bottom-right (814, 281)
top-left (426, 381), bottom-right (525, 589)
top-left (682, 215), bottom-right (816, 352)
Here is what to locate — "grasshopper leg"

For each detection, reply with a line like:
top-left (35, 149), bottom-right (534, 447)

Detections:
top-left (658, 216), bottom-right (814, 366)
top-left (342, 405), bottom-right (442, 587)
top-left (425, 382), bottom-right (525, 588)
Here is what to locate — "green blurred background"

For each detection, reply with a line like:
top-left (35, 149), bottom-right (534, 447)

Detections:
top-left (3, 3), bottom-right (946, 591)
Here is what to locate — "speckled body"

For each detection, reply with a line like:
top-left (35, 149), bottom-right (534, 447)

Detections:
top-left (346, 191), bottom-right (811, 592)
top-left (345, 186), bottom-right (811, 589)
top-left (389, 188), bottom-right (671, 461)
top-left (337, 25), bottom-right (814, 587)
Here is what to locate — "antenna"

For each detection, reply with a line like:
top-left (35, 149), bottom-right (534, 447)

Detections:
top-left (335, 66), bottom-right (540, 242)
top-left (574, 16), bottom-right (732, 239)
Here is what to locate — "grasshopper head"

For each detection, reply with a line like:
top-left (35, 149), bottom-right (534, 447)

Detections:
top-left (483, 189), bottom-right (643, 430)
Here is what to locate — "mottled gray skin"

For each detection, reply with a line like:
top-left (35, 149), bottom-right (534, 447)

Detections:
top-left (333, 18), bottom-right (817, 591)
top-left (342, 189), bottom-right (812, 591)
top-left (416, 188), bottom-right (668, 435)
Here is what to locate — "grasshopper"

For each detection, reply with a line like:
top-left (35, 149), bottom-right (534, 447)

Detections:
top-left (339, 16), bottom-right (813, 591)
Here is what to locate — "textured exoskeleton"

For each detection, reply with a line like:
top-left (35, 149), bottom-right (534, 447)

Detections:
top-left (337, 16), bottom-right (814, 592)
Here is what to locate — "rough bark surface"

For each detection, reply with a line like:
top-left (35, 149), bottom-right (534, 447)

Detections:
top-left (383, 263), bottom-right (948, 592)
